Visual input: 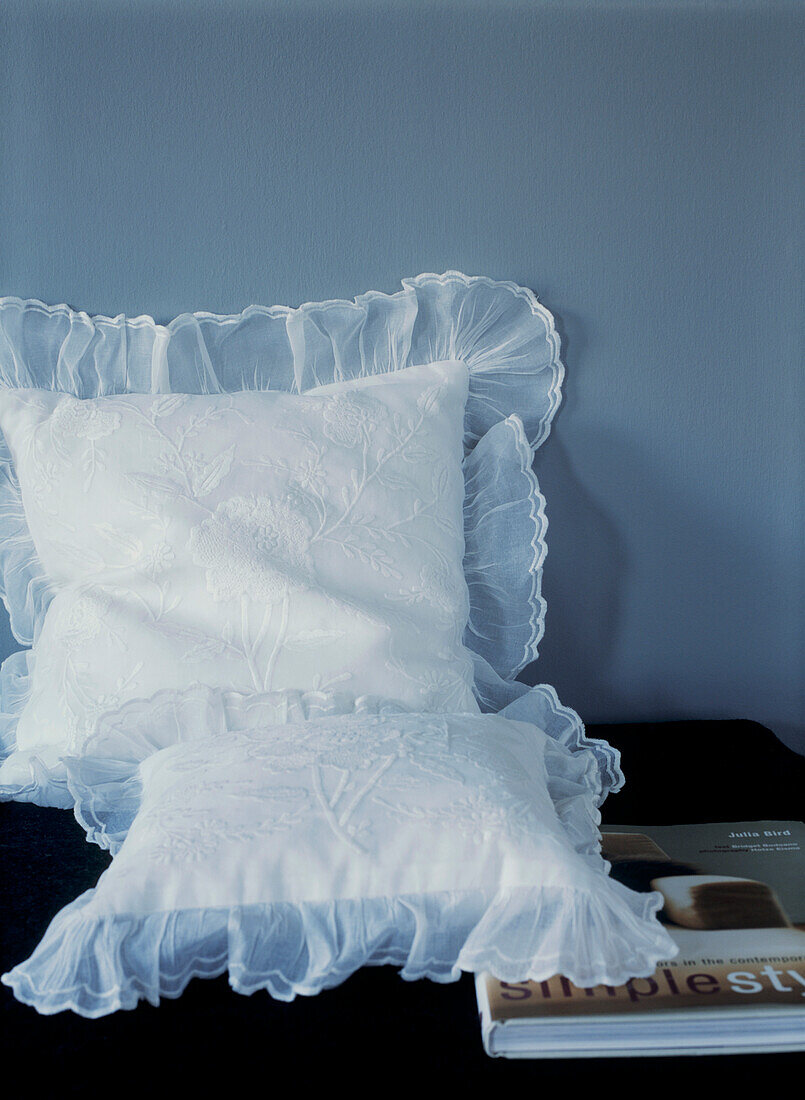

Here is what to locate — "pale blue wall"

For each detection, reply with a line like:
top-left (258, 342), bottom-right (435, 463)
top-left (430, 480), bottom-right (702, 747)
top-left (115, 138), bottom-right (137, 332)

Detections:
top-left (1, 1), bottom-right (802, 750)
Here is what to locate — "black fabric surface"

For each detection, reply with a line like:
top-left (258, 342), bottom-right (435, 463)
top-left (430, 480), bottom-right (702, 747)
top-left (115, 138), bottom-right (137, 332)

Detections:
top-left (1, 719), bottom-right (803, 1089)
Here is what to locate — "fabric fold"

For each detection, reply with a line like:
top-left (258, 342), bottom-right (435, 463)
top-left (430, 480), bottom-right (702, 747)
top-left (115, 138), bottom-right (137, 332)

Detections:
top-left (5, 702), bottom-right (674, 1017)
top-left (472, 653), bottom-right (624, 801)
top-left (463, 415), bottom-right (548, 680)
top-left (2, 883), bottom-right (673, 1019)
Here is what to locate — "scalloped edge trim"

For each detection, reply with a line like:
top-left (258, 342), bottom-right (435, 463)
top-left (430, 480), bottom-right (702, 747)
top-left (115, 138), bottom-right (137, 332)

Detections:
top-left (0, 651), bottom-right (74, 805)
top-left (1, 884), bottom-right (673, 1017)
top-left (501, 681), bottom-right (624, 800)
top-left (461, 413), bottom-right (548, 682)
top-left (0, 271), bottom-right (564, 447)
top-left (469, 656), bottom-right (624, 804)
top-left (0, 271), bottom-right (560, 357)
top-left (502, 414), bottom-right (548, 678)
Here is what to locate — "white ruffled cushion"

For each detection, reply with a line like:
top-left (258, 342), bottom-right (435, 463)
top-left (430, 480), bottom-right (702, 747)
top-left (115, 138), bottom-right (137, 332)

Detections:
top-left (0, 362), bottom-right (492, 808)
top-left (0, 410), bottom-right (551, 808)
top-left (0, 273), bottom-right (561, 653)
top-left (69, 686), bottom-right (404, 852)
top-left (2, 694), bottom-right (674, 1016)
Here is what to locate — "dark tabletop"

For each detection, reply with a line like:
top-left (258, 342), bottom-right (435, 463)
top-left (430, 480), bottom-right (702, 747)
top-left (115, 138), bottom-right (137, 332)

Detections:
top-left (1, 718), bottom-right (803, 1090)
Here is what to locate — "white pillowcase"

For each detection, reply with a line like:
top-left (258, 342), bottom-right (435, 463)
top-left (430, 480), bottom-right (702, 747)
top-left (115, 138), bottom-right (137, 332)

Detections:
top-left (2, 688), bottom-right (676, 1016)
top-left (0, 360), bottom-right (479, 804)
top-left (0, 275), bottom-right (569, 811)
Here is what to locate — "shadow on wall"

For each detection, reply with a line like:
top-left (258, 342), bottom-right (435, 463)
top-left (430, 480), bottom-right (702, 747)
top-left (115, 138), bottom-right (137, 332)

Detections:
top-left (522, 432), bottom-right (628, 721)
top-left (527, 423), bottom-right (803, 752)
top-left (518, 303), bottom-right (629, 720)
top-left (520, 310), bottom-right (801, 753)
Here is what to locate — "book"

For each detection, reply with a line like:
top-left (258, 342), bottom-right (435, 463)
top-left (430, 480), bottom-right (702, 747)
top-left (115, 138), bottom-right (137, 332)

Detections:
top-left (476, 820), bottom-right (805, 1057)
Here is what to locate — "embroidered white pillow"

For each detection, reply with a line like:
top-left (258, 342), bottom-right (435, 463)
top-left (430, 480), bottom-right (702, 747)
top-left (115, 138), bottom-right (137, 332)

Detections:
top-left (0, 360), bottom-right (478, 804)
top-left (0, 274), bottom-right (564, 667)
top-left (2, 690), bottom-right (676, 1016)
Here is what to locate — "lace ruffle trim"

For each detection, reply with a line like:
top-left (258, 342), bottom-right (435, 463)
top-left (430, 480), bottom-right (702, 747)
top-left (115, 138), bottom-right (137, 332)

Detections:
top-left (1, 883), bottom-right (673, 1018)
top-left (2, 693), bottom-right (673, 1016)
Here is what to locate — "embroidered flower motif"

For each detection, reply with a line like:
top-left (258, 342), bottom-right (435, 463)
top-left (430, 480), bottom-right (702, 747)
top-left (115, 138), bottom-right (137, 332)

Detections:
top-left (446, 790), bottom-right (535, 842)
top-left (150, 395), bottom-right (189, 419)
top-left (139, 542), bottom-right (175, 578)
top-left (244, 721), bottom-right (398, 772)
top-left (27, 458), bottom-right (60, 513)
top-left (417, 562), bottom-right (463, 618)
top-left (50, 396), bottom-right (121, 442)
top-left (53, 592), bottom-right (110, 650)
top-left (416, 381), bottom-right (446, 416)
top-left (65, 690), bottom-right (130, 751)
top-left (313, 724), bottom-right (397, 770)
top-left (390, 561), bottom-right (464, 621)
top-left (417, 669), bottom-right (464, 710)
top-left (321, 393), bottom-right (385, 448)
top-left (183, 447), bottom-right (236, 498)
top-left (244, 737), bottom-right (320, 772)
top-left (291, 453), bottom-right (328, 495)
top-left (189, 495), bottom-right (313, 603)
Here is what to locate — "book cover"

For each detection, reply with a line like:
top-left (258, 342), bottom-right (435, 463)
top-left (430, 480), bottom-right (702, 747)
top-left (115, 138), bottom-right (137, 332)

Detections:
top-left (477, 820), bottom-right (805, 1057)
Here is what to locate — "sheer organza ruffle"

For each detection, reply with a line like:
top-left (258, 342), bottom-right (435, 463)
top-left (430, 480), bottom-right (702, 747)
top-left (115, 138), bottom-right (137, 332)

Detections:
top-left (1, 882), bottom-right (672, 1019)
top-left (0, 272), bottom-right (562, 447)
top-left (463, 415), bottom-right (548, 680)
top-left (3, 692), bottom-right (672, 1017)
top-left (471, 654), bottom-right (624, 801)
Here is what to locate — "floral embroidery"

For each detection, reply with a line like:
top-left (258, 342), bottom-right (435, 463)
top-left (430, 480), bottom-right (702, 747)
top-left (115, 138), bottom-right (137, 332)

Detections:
top-left (50, 396), bottom-right (121, 442)
top-left (289, 449), bottom-right (328, 495)
top-left (373, 788), bottom-right (538, 844)
top-left (121, 712), bottom-right (548, 865)
top-left (141, 790), bottom-right (312, 864)
top-left (139, 542), bottom-right (175, 578)
top-left (62, 666), bottom-right (145, 753)
top-left (321, 392), bottom-right (386, 447)
top-left (52, 591), bottom-right (110, 650)
top-left (2, 364), bottom-right (477, 775)
top-left (243, 717), bottom-right (403, 773)
top-left (390, 561), bottom-right (465, 621)
top-left (189, 494), bottom-right (314, 604)
top-left (150, 395), bottom-right (190, 420)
